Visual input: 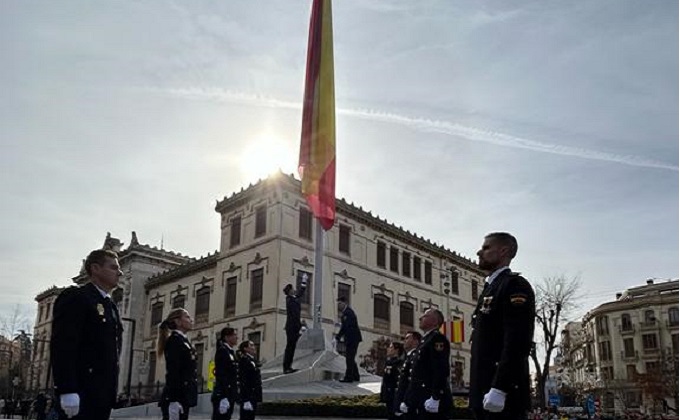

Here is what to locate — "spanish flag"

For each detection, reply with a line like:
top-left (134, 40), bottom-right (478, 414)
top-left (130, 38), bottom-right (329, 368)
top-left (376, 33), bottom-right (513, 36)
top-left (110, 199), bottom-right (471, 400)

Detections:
top-left (298, 0), bottom-right (336, 231)
top-left (440, 320), bottom-right (465, 343)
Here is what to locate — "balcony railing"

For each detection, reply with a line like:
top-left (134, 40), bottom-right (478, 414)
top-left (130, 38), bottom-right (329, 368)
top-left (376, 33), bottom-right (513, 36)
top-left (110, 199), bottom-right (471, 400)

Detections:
top-left (640, 320), bottom-right (659, 330)
top-left (620, 350), bottom-right (639, 362)
top-left (619, 325), bottom-right (636, 335)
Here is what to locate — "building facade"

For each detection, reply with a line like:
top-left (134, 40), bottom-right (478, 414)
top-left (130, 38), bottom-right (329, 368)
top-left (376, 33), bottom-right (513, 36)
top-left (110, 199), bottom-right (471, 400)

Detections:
top-left (559, 279), bottom-right (679, 416)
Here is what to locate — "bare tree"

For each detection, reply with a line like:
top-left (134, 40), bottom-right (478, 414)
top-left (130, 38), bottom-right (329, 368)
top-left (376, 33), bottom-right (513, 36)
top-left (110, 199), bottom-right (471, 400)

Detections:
top-left (636, 349), bottom-right (679, 413)
top-left (530, 274), bottom-right (583, 407)
top-left (0, 304), bottom-right (32, 340)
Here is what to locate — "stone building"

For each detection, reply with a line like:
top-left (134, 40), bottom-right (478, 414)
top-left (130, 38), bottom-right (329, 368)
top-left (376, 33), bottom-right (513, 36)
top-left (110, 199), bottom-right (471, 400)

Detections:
top-left (559, 279), bottom-right (679, 416)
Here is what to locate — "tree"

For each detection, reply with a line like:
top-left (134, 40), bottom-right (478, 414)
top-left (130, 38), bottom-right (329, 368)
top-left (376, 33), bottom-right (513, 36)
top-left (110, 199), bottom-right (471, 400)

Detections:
top-left (0, 304), bottom-right (32, 340)
top-left (530, 274), bottom-right (582, 407)
top-left (636, 349), bottom-right (679, 414)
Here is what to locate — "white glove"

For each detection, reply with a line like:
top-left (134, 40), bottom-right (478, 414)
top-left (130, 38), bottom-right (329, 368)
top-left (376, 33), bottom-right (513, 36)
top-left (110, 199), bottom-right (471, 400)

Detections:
top-left (424, 397), bottom-right (439, 413)
top-left (219, 398), bottom-right (230, 414)
top-left (399, 402), bottom-right (408, 413)
top-left (483, 388), bottom-right (507, 413)
top-left (168, 401), bottom-right (183, 420)
top-left (60, 393), bottom-right (80, 418)
top-left (243, 401), bottom-right (253, 411)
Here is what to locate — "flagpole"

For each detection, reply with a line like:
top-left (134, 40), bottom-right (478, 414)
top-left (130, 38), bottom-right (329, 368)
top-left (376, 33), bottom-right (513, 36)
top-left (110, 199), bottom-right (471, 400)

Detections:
top-left (313, 219), bottom-right (324, 330)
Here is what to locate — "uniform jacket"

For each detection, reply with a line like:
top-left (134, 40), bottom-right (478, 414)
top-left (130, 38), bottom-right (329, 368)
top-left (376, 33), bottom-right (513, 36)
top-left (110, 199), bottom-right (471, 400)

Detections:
top-left (212, 341), bottom-right (238, 403)
top-left (162, 331), bottom-right (198, 407)
top-left (406, 330), bottom-right (451, 411)
top-left (51, 282), bottom-right (123, 409)
top-left (336, 306), bottom-right (362, 345)
top-left (395, 350), bottom-right (416, 406)
top-left (238, 354), bottom-right (263, 403)
top-left (380, 356), bottom-right (403, 408)
top-left (469, 269), bottom-right (535, 411)
top-left (285, 284), bottom-right (307, 333)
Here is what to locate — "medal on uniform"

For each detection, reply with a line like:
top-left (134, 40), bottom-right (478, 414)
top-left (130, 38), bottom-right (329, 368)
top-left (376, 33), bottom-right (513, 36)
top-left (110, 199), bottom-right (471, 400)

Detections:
top-left (481, 296), bottom-right (493, 314)
top-left (434, 342), bottom-right (445, 352)
top-left (97, 303), bottom-right (106, 321)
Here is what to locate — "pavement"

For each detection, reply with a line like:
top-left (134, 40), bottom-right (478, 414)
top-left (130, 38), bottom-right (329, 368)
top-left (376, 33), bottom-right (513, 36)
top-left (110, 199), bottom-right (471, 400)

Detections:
top-left (112, 416), bottom-right (382, 420)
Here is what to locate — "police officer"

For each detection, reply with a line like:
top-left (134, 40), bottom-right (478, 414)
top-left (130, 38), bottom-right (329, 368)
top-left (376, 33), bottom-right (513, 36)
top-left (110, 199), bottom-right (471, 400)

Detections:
top-left (283, 274), bottom-right (307, 373)
top-left (335, 296), bottom-right (362, 382)
top-left (405, 309), bottom-right (451, 420)
top-left (238, 340), bottom-right (262, 420)
top-left (212, 327), bottom-right (239, 420)
top-left (396, 331), bottom-right (422, 420)
top-left (470, 232), bottom-right (535, 420)
top-left (380, 341), bottom-right (405, 420)
top-left (50, 249), bottom-right (123, 420)
top-left (158, 308), bottom-right (198, 420)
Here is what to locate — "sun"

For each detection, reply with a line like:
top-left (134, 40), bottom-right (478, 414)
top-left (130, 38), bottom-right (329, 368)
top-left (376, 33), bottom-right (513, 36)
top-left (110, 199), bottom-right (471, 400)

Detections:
top-left (238, 134), bottom-right (297, 181)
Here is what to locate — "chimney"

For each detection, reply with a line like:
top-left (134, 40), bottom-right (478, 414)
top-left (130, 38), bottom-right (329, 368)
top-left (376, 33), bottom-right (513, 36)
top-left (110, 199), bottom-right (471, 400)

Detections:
top-left (616, 293), bottom-right (622, 300)
top-left (646, 279), bottom-right (654, 285)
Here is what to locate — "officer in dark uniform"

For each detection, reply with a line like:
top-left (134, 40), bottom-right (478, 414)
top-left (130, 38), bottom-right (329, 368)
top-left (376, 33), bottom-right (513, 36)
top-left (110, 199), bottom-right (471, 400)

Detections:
top-left (380, 341), bottom-right (404, 420)
top-left (335, 296), bottom-right (363, 382)
top-left (51, 249), bottom-right (123, 420)
top-left (238, 340), bottom-right (263, 420)
top-left (283, 274), bottom-right (307, 373)
top-left (396, 331), bottom-right (422, 420)
top-left (211, 327), bottom-right (239, 420)
top-left (470, 232), bottom-right (535, 420)
top-left (406, 309), bottom-right (451, 420)
top-left (158, 308), bottom-right (198, 420)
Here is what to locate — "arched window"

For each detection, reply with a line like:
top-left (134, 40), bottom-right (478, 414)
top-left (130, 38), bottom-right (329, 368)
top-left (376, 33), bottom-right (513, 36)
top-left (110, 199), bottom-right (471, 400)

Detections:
top-left (172, 294), bottom-right (186, 309)
top-left (150, 301), bottom-right (164, 335)
top-left (621, 313), bottom-right (632, 331)
top-left (195, 286), bottom-right (211, 325)
top-left (399, 301), bottom-right (414, 335)
top-left (373, 294), bottom-right (390, 332)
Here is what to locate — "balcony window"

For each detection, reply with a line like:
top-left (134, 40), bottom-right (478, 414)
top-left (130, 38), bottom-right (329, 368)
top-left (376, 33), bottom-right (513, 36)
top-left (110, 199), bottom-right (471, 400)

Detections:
top-left (376, 241), bottom-right (386, 268)
top-left (150, 302), bottom-right (163, 334)
top-left (621, 313), bottom-right (633, 331)
top-left (424, 261), bottom-right (433, 285)
top-left (195, 286), bottom-right (210, 325)
top-left (374, 294), bottom-right (390, 331)
top-left (472, 281), bottom-right (479, 301)
top-left (230, 215), bottom-right (241, 248)
top-left (390, 247), bottom-right (399, 272)
top-left (224, 277), bottom-right (237, 317)
top-left (172, 294), bottom-right (186, 309)
top-left (413, 257), bottom-right (422, 281)
top-left (596, 316), bottom-right (610, 335)
top-left (299, 207), bottom-right (313, 241)
top-left (623, 337), bottom-right (635, 358)
top-left (669, 307), bottom-right (679, 326)
top-left (402, 252), bottom-right (411, 277)
top-left (250, 268), bottom-right (263, 311)
top-left (642, 333), bottom-right (658, 351)
top-left (399, 301), bottom-right (414, 335)
top-left (254, 205), bottom-right (267, 237)
top-left (339, 224), bottom-right (351, 255)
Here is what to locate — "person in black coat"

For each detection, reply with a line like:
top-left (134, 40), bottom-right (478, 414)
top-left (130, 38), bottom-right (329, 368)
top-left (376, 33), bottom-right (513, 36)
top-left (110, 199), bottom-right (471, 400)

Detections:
top-left (395, 330), bottom-right (422, 420)
top-left (157, 308), bottom-right (198, 420)
top-left (211, 327), bottom-right (239, 420)
top-left (282, 274), bottom-right (307, 373)
top-left (50, 249), bottom-right (123, 420)
top-left (470, 232), bottom-right (535, 420)
top-left (380, 342), bottom-right (405, 420)
top-left (238, 340), bottom-right (263, 420)
top-left (335, 296), bottom-right (363, 382)
top-left (405, 309), bottom-right (451, 420)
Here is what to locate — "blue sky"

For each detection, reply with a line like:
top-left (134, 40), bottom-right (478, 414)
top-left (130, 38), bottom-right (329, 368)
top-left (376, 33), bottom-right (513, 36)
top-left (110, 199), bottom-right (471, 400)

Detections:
top-left (1, 0), bottom-right (677, 325)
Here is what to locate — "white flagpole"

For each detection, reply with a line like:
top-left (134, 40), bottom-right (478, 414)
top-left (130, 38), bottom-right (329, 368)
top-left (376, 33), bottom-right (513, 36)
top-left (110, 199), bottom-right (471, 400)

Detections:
top-left (312, 219), bottom-right (324, 330)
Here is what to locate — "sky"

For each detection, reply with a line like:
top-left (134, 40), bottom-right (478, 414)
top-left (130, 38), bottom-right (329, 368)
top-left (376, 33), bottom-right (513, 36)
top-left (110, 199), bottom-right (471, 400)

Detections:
top-left (1, 0), bottom-right (678, 330)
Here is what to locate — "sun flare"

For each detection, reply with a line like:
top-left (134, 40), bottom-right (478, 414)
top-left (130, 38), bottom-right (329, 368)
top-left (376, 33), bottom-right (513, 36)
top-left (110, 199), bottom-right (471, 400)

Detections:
top-left (238, 134), bottom-right (297, 181)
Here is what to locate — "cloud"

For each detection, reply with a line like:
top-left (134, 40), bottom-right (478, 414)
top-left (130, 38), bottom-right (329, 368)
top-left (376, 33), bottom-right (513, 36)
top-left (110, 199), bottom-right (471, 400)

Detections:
top-left (153, 87), bottom-right (678, 172)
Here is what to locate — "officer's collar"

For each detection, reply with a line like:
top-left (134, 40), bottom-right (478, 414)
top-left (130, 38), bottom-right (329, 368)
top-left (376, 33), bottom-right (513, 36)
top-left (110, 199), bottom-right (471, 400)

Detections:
top-left (484, 266), bottom-right (510, 286)
top-left (172, 329), bottom-right (188, 339)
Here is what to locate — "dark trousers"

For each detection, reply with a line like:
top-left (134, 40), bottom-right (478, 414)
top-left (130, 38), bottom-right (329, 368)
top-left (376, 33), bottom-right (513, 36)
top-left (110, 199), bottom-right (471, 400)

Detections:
top-left (344, 340), bottom-right (360, 381)
top-left (239, 402), bottom-right (258, 420)
top-left (283, 329), bottom-right (300, 371)
top-left (473, 408), bottom-right (528, 420)
top-left (161, 402), bottom-right (190, 420)
top-left (211, 398), bottom-right (235, 420)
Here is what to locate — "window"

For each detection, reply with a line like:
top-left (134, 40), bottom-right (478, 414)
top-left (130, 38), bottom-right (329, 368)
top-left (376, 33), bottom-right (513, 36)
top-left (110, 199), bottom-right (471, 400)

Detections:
top-left (46, 302), bottom-right (51, 320)
top-left (195, 286), bottom-right (210, 325)
top-left (147, 351), bottom-right (157, 385)
top-left (626, 364), bottom-right (637, 380)
top-left (255, 205), bottom-right (267, 237)
top-left (38, 306), bottom-right (44, 323)
top-left (623, 338), bottom-right (635, 358)
top-left (374, 294), bottom-right (390, 331)
top-left (337, 283), bottom-right (351, 307)
top-left (669, 307), bottom-right (679, 326)
top-left (339, 224), bottom-right (351, 254)
top-left (642, 333), bottom-right (658, 351)
top-left (150, 302), bottom-right (163, 334)
top-left (376, 241), bottom-right (386, 268)
top-left (644, 309), bottom-right (656, 325)
top-left (299, 208), bottom-right (312, 240)
top-left (250, 268), bottom-right (264, 311)
top-left (224, 277), bottom-right (237, 317)
top-left (389, 247), bottom-right (399, 272)
top-left (621, 313), bottom-right (633, 331)
top-left (625, 391), bottom-right (641, 408)
top-left (248, 331), bottom-right (262, 361)
top-left (451, 270), bottom-right (459, 295)
top-left (230, 215), bottom-right (241, 248)
top-left (424, 261), bottom-right (432, 285)
top-left (601, 366), bottom-right (614, 380)
top-left (399, 301), bottom-right (415, 334)
top-left (471, 281), bottom-right (479, 301)
top-left (402, 252), bottom-right (411, 277)
top-left (413, 257), bottom-right (422, 281)
top-left (296, 270), bottom-right (312, 307)
top-left (599, 341), bottom-right (612, 361)
top-left (596, 316), bottom-right (610, 335)
top-left (645, 361), bottom-right (660, 374)
top-left (172, 294), bottom-right (186, 309)
top-left (195, 343), bottom-right (204, 384)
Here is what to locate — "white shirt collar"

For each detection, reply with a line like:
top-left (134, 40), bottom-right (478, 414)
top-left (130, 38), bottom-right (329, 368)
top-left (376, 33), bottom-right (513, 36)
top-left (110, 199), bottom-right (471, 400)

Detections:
top-left (406, 349), bottom-right (415, 356)
top-left (485, 266), bottom-right (510, 286)
top-left (92, 283), bottom-right (111, 299)
top-left (172, 329), bottom-right (188, 339)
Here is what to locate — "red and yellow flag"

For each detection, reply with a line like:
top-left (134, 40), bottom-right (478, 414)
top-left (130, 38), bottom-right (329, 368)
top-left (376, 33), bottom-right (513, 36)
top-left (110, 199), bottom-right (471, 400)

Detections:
top-left (440, 320), bottom-right (465, 343)
top-left (298, 0), bottom-right (336, 231)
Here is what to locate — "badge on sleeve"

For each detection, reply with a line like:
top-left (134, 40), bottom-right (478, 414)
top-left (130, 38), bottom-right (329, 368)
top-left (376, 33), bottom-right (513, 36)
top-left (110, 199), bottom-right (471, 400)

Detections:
top-left (434, 342), bottom-right (445, 352)
top-left (510, 294), bottom-right (528, 305)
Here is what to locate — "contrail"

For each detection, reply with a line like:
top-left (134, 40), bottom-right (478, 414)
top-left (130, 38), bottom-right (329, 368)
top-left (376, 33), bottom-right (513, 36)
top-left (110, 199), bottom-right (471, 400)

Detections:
top-left (157, 87), bottom-right (678, 172)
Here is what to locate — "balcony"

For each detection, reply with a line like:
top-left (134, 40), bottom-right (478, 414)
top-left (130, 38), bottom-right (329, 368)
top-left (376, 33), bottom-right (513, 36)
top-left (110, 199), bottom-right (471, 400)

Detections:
top-left (640, 320), bottom-right (659, 331)
top-left (619, 325), bottom-right (636, 335)
top-left (620, 350), bottom-right (639, 362)
top-left (641, 347), bottom-right (660, 358)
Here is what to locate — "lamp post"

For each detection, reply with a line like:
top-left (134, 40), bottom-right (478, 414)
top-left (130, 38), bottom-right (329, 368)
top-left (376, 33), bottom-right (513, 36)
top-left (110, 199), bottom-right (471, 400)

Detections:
top-left (441, 271), bottom-right (451, 323)
top-left (121, 317), bottom-right (136, 405)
